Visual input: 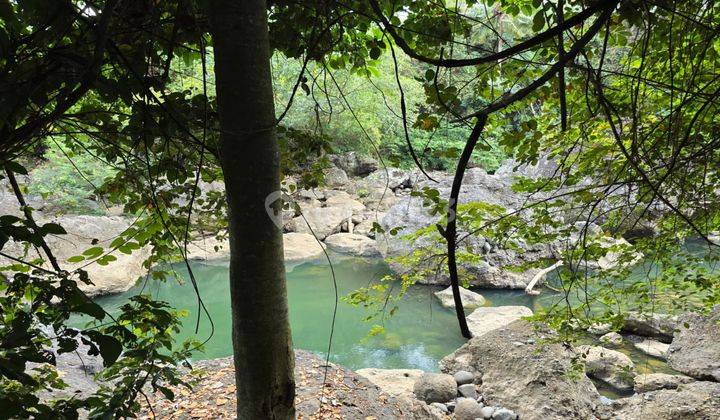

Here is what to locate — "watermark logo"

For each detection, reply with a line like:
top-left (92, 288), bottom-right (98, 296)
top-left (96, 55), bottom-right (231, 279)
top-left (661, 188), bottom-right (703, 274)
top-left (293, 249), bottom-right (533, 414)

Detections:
top-left (264, 190), bottom-right (293, 229)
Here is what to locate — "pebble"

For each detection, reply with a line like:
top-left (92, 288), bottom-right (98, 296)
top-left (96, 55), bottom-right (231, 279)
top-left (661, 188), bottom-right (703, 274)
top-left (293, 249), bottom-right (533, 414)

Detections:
top-left (480, 405), bottom-right (496, 419)
top-left (454, 370), bottom-right (475, 385)
top-left (492, 407), bottom-right (518, 420)
top-left (458, 383), bottom-right (478, 399)
top-left (430, 402), bottom-right (449, 413)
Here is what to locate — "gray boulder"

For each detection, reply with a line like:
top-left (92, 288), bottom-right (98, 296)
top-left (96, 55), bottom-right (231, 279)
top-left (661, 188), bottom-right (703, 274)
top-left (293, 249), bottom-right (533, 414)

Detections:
top-left (355, 368), bottom-right (424, 398)
top-left (600, 381), bottom-right (720, 419)
top-left (323, 166), bottom-right (349, 187)
top-left (454, 370), bottom-right (475, 385)
top-left (440, 320), bottom-right (600, 420)
top-left (577, 345), bottom-right (636, 391)
top-left (621, 311), bottom-right (678, 343)
top-left (412, 372), bottom-right (457, 404)
top-left (330, 152), bottom-right (379, 177)
top-left (458, 383), bottom-right (478, 399)
top-left (324, 233), bottom-right (380, 257)
top-left (667, 307), bottom-right (720, 381)
top-left (633, 373), bottom-right (694, 393)
top-left (288, 206), bottom-right (351, 239)
top-left (434, 286), bottom-right (486, 310)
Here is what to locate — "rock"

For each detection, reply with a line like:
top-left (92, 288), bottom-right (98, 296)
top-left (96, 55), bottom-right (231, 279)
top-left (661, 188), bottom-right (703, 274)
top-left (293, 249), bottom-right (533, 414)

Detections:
top-left (633, 373), bottom-right (694, 393)
top-left (187, 234), bottom-right (230, 260)
top-left (588, 322), bottom-right (613, 335)
top-left (599, 332), bottom-right (623, 347)
top-left (429, 402), bottom-right (449, 414)
top-left (289, 206), bottom-right (352, 239)
top-left (621, 311), bottom-right (678, 343)
top-left (330, 152), bottom-right (379, 177)
top-left (577, 345), bottom-right (636, 391)
top-left (627, 335), bottom-right (669, 359)
top-left (366, 168), bottom-right (412, 190)
top-left (0, 215), bottom-right (150, 297)
top-left (466, 306), bottom-right (533, 338)
top-left (324, 166), bottom-right (349, 187)
top-left (284, 233), bottom-right (326, 261)
top-left (324, 191), bottom-right (366, 212)
top-left (355, 368), bottom-right (424, 398)
top-left (440, 320), bottom-right (600, 420)
top-left (454, 397), bottom-right (484, 420)
top-left (458, 383), bottom-right (478, 399)
top-left (600, 381), bottom-right (720, 419)
top-left (454, 370), bottom-right (475, 385)
top-left (434, 286), bottom-right (486, 310)
top-left (324, 233), bottom-right (380, 257)
top-left (667, 307), bottom-right (720, 381)
top-left (412, 372), bottom-right (457, 404)
top-left (480, 406), bottom-right (497, 419)
top-left (492, 408), bottom-right (518, 420)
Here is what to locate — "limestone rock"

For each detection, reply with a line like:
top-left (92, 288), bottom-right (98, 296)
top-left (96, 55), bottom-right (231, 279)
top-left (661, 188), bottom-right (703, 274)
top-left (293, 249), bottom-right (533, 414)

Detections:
top-left (434, 286), bottom-right (486, 311)
top-left (621, 311), bottom-right (678, 343)
top-left (454, 397), bottom-right (484, 420)
top-left (289, 206), bottom-right (352, 239)
top-left (283, 233), bottom-right (326, 261)
top-left (324, 190), bottom-right (366, 212)
top-left (599, 332), bottom-right (623, 347)
top-left (633, 373), bottom-right (694, 393)
top-left (453, 370), bottom-right (475, 385)
top-left (601, 381), bottom-right (720, 419)
top-left (440, 320), bottom-right (600, 420)
top-left (412, 372), bottom-right (457, 404)
top-left (667, 307), bottom-right (720, 381)
top-left (356, 368), bottom-right (424, 398)
top-left (324, 166), bottom-right (349, 187)
top-left (466, 306), bottom-right (533, 338)
top-left (577, 345), bottom-right (636, 391)
top-left (458, 383), bottom-right (478, 399)
top-left (324, 233), bottom-right (380, 257)
top-left (627, 335), bottom-right (669, 359)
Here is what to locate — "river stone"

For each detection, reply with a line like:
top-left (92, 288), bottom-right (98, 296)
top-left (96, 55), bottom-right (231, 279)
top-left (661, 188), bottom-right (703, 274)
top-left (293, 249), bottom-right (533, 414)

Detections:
top-left (0, 215), bottom-right (151, 297)
top-left (599, 332), bottom-right (623, 347)
top-left (588, 322), bottom-right (613, 335)
top-left (454, 370), bottom-right (475, 385)
top-left (633, 373), bottom-right (694, 393)
top-left (458, 383), bottom-right (478, 399)
top-left (440, 320), bottom-right (600, 420)
top-left (599, 381), bottom-right (720, 419)
top-left (429, 402), bottom-right (449, 413)
top-left (289, 206), bottom-right (351, 239)
top-left (324, 166), bottom-right (349, 187)
top-left (434, 286), bottom-right (486, 310)
top-left (621, 311), bottom-right (678, 343)
top-left (412, 372), bottom-right (457, 403)
top-left (454, 397), bottom-right (484, 420)
top-left (324, 233), bottom-right (380, 257)
top-left (366, 167), bottom-right (412, 190)
top-left (283, 233), bottom-right (325, 261)
top-left (667, 307), bottom-right (720, 381)
top-left (324, 190), bottom-right (366, 212)
top-left (329, 151), bottom-right (378, 177)
top-left (466, 306), bottom-right (533, 338)
top-left (627, 335), bottom-right (669, 359)
top-left (492, 408), bottom-right (518, 420)
top-left (480, 406), bottom-right (497, 419)
top-left (577, 345), bottom-right (636, 391)
top-left (355, 368), bottom-right (424, 398)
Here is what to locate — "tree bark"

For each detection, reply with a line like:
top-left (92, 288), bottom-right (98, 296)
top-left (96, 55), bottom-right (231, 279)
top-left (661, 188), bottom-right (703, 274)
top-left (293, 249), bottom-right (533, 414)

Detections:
top-left (208, 1), bottom-right (295, 418)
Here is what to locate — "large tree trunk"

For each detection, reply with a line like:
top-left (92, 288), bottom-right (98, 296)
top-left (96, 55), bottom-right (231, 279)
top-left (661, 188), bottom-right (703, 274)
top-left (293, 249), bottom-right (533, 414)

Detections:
top-left (208, 1), bottom-right (295, 418)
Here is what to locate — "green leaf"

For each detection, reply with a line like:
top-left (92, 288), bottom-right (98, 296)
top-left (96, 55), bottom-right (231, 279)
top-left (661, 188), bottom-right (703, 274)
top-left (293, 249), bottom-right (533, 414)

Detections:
top-left (82, 246), bottom-right (104, 258)
top-left (67, 255), bottom-right (85, 263)
top-left (3, 161), bottom-right (28, 175)
top-left (532, 11), bottom-right (545, 32)
top-left (40, 223), bottom-right (67, 235)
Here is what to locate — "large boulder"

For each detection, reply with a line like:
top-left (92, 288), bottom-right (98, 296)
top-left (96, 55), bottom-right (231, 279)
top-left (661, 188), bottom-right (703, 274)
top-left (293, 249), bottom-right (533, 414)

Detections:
top-left (599, 381), bottom-right (720, 419)
top-left (466, 306), bottom-right (533, 338)
top-left (412, 372), bottom-right (457, 404)
top-left (283, 233), bottom-right (326, 261)
top-left (366, 168), bottom-right (413, 190)
top-left (324, 190), bottom-right (366, 212)
top-left (440, 320), bottom-right (600, 420)
top-left (323, 166), bottom-right (349, 187)
top-left (356, 368), bottom-right (424, 398)
top-left (626, 335), bottom-right (669, 360)
top-left (0, 215), bottom-right (150, 297)
top-left (577, 345), bottom-right (636, 391)
top-left (454, 397), bottom-right (485, 420)
top-left (288, 206), bottom-right (352, 239)
top-left (667, 307), bottom-right (720, 381)
top-left (434, 286), bottom-right (486, 310)
top-left (620, 311), bottom-right (678, 343)
top-left (330, 152), bottom-right (379, 177)
top-left (324, 233), bottom-right (380, 257)
top-left (633, 373), bottom-right (694, 393)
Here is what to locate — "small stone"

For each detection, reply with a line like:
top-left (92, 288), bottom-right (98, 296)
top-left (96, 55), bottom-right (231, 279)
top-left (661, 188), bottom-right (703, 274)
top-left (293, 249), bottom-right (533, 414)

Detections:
top-left (430, 402), bottom-right (449, 413)
top-left (492, 408), bottom-right (518, 420)
top-left (412, 372), bottom-right (457, 403)
top-left (458, 383), bottom-right (478, 399)
top-left (480, 406), bottom-right (496, 419)
top-left (588, 322), bottom-right (613, 335)
top-left (446, 401), bottom-right (456, 412)
top-left (599, 395), bottom-right (613, 405)
top-left (454, 370), bottom-right (475, 385)
top-left (454, 397), bottom-right (484, 420)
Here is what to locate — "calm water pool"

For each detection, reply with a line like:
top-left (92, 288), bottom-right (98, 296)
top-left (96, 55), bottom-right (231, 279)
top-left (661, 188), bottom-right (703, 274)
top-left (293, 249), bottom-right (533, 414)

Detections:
top-left (92, 254), bottom-right (485, 371)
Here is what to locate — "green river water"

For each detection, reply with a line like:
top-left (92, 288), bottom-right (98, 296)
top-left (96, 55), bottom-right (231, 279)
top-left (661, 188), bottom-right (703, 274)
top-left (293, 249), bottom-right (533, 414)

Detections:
top-left (90, 243), bottom-right (715, 377)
